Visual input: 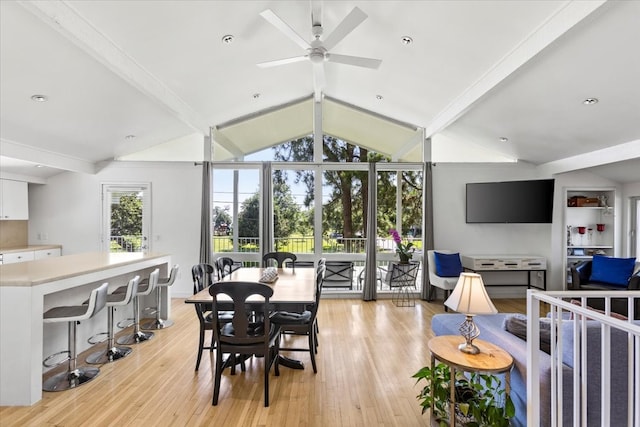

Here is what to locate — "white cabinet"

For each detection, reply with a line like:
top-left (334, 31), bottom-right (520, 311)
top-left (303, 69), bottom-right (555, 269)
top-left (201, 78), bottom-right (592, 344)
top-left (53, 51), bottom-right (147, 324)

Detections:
top-left (2, 250), bottom-right (35, 264)
top-left (0, 179), bottom-right (29, 220)
top-left (1, 247), bottom-right (61, 264)
top-left (563, 188), bottom-right (616, 287)
top-left (34, 248), bottom-right (61, 260)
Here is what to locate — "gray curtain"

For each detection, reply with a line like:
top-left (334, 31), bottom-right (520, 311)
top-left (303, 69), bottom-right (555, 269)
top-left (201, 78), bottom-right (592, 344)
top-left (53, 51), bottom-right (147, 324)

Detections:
top-left (420, 162), bottom-right (434, 300)
top-left (199, 161), bottom-right (212, 265)
top-left (260, 162), bottom-right (274, 261)
top-left (363, 162), bottom-right (377, 301)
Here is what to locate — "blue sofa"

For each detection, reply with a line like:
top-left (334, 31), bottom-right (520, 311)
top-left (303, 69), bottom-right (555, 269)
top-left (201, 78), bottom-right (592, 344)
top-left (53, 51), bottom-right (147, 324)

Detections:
top-left (570, 259), bottom-right (640, 319)
top-left (431, 314), bottom-right (635, 427)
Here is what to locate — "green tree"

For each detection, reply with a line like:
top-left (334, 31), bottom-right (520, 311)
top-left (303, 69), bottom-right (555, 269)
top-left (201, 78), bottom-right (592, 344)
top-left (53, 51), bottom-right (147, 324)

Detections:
top-left (236, 179), bottom-right (302, 244)
top-left (273, 135), bottom-right (369, 239)
top-left (272, 173), bottom-right (301, 240)
top-left (272, 136), bottom-right (423, 241)
top-left (213, 206), bottom-right (232, 235)
top-left (111, 194), bottom-right (142, 236)
top-left (237, 193), bottom-right (259, 238)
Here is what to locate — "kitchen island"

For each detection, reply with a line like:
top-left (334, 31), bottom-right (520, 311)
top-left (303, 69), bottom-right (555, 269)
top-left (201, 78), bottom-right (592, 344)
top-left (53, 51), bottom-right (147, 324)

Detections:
top-left (0, 252), bottom-right (171, 406)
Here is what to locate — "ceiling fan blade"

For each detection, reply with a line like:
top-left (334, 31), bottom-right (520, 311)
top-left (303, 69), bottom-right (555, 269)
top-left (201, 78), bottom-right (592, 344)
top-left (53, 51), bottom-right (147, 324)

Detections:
top-left (313, 62), bottom-right (325, 101)
top-left (327, 53), bottom-right (381, 69)
top-left (311, 0), bottom-right (322, 27)
top-left (257, 55), bottom-right (307, 68)
top-left (260, 9), bottom-right (310, 50)
top-left (322, 7), bottom-right (367, 51)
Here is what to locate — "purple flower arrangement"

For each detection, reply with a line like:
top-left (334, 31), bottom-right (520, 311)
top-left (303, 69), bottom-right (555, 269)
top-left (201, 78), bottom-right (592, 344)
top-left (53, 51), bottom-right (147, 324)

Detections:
top-left (389, 228), bottom-right (414, 263)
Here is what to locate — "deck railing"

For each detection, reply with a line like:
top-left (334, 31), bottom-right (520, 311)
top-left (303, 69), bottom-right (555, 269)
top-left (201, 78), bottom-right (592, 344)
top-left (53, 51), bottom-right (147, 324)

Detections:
top-left (526, 290), bottom-right (639, 427)
top-left (110, 235), bottom-right (142, 252)
top-left (213, 236), bottom-right (413, 254)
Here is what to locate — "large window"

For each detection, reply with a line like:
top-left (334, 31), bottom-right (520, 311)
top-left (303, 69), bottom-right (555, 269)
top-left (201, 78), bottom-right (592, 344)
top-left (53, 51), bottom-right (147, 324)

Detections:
top-left (212, 165), bottom-right (261, 264)
top-left (211, 136), bottom-right (425, 292)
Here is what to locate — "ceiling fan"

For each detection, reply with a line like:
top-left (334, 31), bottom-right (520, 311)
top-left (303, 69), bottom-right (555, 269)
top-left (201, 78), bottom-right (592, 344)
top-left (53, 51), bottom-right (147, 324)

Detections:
top-left (257, 3), bottom-right (382, 101)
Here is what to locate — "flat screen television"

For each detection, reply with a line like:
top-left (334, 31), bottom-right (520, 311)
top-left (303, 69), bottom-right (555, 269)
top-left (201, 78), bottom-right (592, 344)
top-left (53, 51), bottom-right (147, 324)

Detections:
top-left (466, 179), bottom-right (554, 223)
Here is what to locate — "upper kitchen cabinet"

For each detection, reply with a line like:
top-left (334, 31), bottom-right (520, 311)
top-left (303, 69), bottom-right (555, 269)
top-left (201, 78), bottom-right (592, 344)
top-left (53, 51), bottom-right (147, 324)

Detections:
top-left (0, 179), bottom-right (29, 220)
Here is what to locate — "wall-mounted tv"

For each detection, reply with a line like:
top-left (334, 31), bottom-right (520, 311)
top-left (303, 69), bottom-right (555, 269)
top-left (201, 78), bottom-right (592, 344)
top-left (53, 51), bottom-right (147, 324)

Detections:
top-left (466, 179), bottom-right (554, 224)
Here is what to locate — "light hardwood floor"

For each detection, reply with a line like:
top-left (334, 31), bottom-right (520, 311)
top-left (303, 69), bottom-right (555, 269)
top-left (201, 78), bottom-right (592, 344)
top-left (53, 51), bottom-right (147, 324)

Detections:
top-left (0, 297), bottom-right (526, 426)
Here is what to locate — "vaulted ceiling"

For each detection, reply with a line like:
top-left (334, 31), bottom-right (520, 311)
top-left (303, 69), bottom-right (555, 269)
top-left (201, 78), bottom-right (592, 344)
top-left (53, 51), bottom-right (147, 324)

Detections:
top-left (1, 1), bottom-right (638, 183)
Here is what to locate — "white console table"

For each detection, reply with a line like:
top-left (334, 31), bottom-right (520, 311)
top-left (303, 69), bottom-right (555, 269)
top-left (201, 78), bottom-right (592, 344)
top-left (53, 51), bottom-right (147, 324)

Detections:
top-left (461, 255), bottom-right (547, 290)
top-left (0, 252), bottom-right (171, 406)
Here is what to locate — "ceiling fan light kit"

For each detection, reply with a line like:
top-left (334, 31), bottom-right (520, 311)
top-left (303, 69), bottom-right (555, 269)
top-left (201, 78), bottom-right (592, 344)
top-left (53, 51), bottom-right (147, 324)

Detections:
top-left (258, 4), bottom-right (382, 101)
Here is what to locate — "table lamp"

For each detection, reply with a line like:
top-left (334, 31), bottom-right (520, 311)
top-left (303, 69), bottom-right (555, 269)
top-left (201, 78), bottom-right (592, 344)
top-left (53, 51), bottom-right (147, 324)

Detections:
top-left (444, 272), bottom-right (497, 354)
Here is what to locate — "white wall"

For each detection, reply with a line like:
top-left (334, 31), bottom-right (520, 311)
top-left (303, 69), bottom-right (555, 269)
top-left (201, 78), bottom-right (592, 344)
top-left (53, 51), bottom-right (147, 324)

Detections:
top-left (433, 163), bottom-right (552, 296)
top-left (432, 163), bottom-right (624, 295)
top-left (28, 161), bottom-right (201, 297)
top-left (621, 181), bottom-right (640, 257)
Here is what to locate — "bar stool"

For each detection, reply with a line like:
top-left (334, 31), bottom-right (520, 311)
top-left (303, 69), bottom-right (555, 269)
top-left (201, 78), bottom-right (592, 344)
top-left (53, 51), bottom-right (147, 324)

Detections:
top-left (86, 276), bottom-right (140, 364)
top-left (42, 283), bottom-right (108, 392)
top-left (141, 265), bottom-right (179, 330)
top-left (116, 269), bottom-right (159, 345)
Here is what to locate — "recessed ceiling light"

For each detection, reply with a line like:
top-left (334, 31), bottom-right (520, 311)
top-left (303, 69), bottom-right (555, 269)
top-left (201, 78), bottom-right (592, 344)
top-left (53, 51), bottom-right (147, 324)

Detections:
top-left (583, 98), bottom-right (598, 105)
top-left (221, 35), bottom-right (234, 44)
top-left (499, 137), bottom-right (509, 142)
top-left (125, 134), bottom-right (136, 140)
top-left (31, 94), bottom-right (48, 102)
top-left (376, 94), bottom-right (383, 100)
top-left (401, 36), bottom-right (413, 45)
top-left (35, 164), bottom-right (44, 168)
top-left (253, 93), bottom-right (260, 99)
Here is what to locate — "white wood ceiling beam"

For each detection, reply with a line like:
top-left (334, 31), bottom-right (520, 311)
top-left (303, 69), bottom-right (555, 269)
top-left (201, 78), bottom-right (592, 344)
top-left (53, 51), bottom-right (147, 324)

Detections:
top-left (212, 128), bottom-right (244, 160)
top-left (18, 0), bottom-right (210, 135)
top-left (391, 128), bottom-right (424, 162)
top-left (538, 140), bottom-right (640, 176)
top-left (1, 138), bottom-right (95, 174)
top-left (424, 0), bottom-right (607, 139)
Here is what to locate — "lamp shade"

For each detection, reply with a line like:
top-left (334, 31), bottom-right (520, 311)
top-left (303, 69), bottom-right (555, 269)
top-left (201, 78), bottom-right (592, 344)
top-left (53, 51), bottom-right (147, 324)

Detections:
top-left (444, 272), bottom-right (497, 314)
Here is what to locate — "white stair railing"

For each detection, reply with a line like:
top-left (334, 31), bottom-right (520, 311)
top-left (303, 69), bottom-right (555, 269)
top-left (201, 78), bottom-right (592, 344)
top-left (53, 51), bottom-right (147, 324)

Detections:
top-left (526, 290), bottom-right (639, 427)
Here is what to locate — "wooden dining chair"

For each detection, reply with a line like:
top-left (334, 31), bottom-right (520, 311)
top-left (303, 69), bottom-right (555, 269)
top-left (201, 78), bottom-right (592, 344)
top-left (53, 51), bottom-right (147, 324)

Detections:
top-left (191, 263), bottom-right (216, 371)
top-left (209, 281), bottom-right (281, 407)
top-left (215, 256), bottom-right (235, 280)
top-left (270, 264), bottom-right (325, 373)
top-left (262, 251), bottom-right (297, 270)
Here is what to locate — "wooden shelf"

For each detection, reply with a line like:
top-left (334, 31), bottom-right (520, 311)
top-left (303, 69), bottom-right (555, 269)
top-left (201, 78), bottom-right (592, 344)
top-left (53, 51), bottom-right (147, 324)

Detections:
top-left (564, 187), bottom-right (616, 289)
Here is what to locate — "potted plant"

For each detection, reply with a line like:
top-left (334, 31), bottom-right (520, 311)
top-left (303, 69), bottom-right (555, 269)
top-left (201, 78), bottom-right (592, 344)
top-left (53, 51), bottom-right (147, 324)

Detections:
top-left (413, 363), bottom-right (515, 427)
top-left (389, 228), bottom-right (414, 264)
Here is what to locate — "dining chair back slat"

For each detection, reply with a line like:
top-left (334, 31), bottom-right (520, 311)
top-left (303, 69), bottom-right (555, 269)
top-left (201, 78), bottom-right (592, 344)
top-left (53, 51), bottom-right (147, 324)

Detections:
top-left (208, 281), bottom-right (280, 406)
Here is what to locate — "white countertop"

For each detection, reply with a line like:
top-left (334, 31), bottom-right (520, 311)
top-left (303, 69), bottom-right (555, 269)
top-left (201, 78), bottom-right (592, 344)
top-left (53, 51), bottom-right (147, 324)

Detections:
top-left (0, 244), bottom-right (62, 254)
top-left (0, 252), bottom-right (169, 287)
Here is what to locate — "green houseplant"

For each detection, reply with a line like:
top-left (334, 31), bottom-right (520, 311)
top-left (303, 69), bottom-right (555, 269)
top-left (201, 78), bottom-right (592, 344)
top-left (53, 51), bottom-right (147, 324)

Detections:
top-left (413, 363), bottom-right (515, 427)
top-left (389, 228), bottom-right (414, 264)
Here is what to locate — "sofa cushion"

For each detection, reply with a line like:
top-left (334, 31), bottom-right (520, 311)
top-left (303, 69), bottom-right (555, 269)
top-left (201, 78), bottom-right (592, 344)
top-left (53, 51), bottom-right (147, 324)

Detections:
top-left (433, 252), bottom-right (463, 277)
top-left (589, 255), bottom-right (636, 287)
top-left (503, 313), bottom-right (552, 354)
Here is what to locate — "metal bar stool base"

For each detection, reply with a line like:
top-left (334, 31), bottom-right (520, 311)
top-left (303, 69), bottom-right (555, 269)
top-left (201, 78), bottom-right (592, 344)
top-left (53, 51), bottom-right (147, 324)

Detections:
top-left (86, 346), bottom-right (132, 364)
top-left (43, 367), bottom-right (100, 392)
top-left (116, 330), bottom-right (154, 345)
top-left (140, 318), bottom-right (174, 330)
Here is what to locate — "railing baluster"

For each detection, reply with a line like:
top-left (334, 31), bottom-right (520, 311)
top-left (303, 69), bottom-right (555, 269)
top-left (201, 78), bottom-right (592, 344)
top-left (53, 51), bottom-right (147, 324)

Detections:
top-left (527, 291), bottom-right (639, 427)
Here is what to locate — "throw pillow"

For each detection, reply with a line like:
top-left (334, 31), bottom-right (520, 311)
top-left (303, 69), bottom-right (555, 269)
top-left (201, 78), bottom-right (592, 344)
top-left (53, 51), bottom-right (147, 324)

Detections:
top-left (434, 252), bottom-right (463, 277)
top-left (590, 255), bottom-right (636, 287)
top-left (503, 313), bottom-right (552, 354)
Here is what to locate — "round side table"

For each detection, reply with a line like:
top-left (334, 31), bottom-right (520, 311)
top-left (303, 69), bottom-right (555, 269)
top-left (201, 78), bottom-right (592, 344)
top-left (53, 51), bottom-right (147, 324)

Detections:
top-left (427, 335), bottom-right (514, 426)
